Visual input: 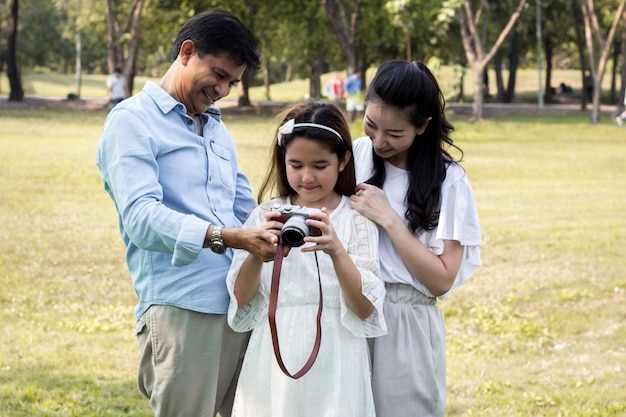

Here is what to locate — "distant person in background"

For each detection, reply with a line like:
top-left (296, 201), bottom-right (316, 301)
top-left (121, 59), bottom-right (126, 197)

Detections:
top-left (344, 71), bottom-right (364, 122)
top-left (557, 82), bottom-right (573, 94)
top-left (325, 72), bottom-right (345, 102)
top-left (106, 67), bottom-right (130, 109)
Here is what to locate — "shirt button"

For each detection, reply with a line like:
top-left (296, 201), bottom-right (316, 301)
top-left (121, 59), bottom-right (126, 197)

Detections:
top-left (187, 119), bottom-right (193, 125)
top-left (178, 105), bottom-right (183, 111)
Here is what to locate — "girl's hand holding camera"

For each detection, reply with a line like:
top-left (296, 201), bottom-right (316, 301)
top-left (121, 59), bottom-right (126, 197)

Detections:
top-left (298, 208), bottom-right (344, 257)
top-left (265, 208), bottom-right (344, 258)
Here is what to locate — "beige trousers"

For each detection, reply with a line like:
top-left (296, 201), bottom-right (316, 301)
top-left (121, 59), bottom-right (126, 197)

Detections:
top-left (136, 305), bottom-right (249, 417)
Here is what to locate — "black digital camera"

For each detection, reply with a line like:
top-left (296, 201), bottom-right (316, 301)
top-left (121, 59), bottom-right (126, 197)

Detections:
top-left (270, 204), bottom-right (322, 247)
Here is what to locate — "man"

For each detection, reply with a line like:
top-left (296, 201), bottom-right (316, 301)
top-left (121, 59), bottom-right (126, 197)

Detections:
top-left (344, 71), bottom-right (364, 122)
top-left (96, 10), bottom-right (277, 417)
top-left (106, 67), bottom-right (130, 108)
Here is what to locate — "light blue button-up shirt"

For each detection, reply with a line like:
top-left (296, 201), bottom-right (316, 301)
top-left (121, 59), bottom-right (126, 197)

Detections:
top-left (96, 81), bottom-right (257, 321)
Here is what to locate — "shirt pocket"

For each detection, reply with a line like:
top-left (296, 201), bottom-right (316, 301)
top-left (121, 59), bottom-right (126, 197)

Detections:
top-left (209, 141), bottom-right (234, 188)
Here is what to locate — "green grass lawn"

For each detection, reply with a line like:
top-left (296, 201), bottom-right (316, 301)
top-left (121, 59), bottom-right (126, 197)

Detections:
top-left (1, 86), bottom-right (625, 416)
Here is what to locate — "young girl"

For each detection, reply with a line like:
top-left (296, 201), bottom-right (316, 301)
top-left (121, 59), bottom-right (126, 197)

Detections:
top-left (349, 60), bottom-right (482, 417)
top-left (226, 101), bottom-right (386, 417)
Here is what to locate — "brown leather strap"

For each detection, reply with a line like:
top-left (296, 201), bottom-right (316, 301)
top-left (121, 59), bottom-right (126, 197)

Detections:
top-left (268, 244), bottom-right (323, 379)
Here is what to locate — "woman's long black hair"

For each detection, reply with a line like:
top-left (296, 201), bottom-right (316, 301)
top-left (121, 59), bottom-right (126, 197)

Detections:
top-left (366, 60), bottom-right (462, 233)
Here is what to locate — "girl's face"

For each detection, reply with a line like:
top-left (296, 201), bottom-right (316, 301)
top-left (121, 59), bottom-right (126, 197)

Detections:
top-left (284, 137), bottom-right (348, 209)
top-left (362, 100), bottom-right (428, 169)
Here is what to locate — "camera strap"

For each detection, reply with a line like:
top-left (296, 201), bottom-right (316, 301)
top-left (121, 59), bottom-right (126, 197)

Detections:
top-left (268, 244), bottom-right (323, 379)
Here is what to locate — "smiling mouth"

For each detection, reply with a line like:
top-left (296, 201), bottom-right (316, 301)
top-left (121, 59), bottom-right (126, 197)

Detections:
top-left (203, 91), bottom-right (219, 104)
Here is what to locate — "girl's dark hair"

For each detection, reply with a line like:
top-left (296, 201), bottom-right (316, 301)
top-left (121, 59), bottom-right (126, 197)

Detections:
top-left (257, 101), bottom-right (355, 202)
top-left (171, 9), bottom-right (260, 70)
top-left (366, 60), bottom-right (462, 232)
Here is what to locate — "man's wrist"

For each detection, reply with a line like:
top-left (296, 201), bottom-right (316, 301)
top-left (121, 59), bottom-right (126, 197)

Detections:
top-left (208, 225), bottom-right (226, 254)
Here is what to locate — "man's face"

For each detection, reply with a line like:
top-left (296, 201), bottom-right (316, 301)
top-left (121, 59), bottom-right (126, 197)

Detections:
top-left (177, 40), bottom-right (246, 116)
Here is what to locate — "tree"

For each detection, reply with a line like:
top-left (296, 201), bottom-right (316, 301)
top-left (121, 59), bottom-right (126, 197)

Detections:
top-left (323, 0), bottom-right (362, 74)
top-left (6, 0), bottom-right (23, 101)
top-left (458, 0), bottom-right (527, 121)
top-left (581, 0), bottom-right (626, 123)
top-left (386, 0), bottom-right (413, 60)
top-left (620, 7), bottom-right (626, 108)
top-left (103, 0), bottom-right (146, 94)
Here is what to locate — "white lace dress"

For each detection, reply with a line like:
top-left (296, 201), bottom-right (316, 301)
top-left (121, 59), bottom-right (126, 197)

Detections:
top-left (227, 195), bottom-right (387, 417)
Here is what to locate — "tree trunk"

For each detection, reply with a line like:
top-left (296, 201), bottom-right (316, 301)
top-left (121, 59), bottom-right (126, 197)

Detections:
top-left (323, 0), bottom-right (361, 74)
top-left (309, 60), bottom-right (323, 100)
top-left (610, 43), bottom-right (619, 103)
top-left (263, 57), bottom-right (271, 101)
top-left (103, 0), bottom-right (145, 95)
top-left (581, 0), bottom-right (626, 123)
top-left (505, 32), bottom-right (520, 103)
top-left (124, 0), bottom-right (145, 94)
top-left (472, 63), bottom-right (485, 122)
top-left (571, 0), bottom-right (588, 109)
top-left (7, 0), bottom-right (24, 102)
top-left (458, 0), bottom-right (527, 121)
top-left (621, 8), bottom-right (626, 109)
top-left (284, 63), bottom-right (292, 83)
top-left (238, 68), bottom-right (253, 107)
top-left (494, 51), bottom-right (505, 102)
top-left (103, 0), bottom-right (121, 73)
top-left (544, 39), bottom-right (554, 103)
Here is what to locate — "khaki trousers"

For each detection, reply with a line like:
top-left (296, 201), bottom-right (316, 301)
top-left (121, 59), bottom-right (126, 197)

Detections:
top-left (136, 305), bottom-right (249, 417)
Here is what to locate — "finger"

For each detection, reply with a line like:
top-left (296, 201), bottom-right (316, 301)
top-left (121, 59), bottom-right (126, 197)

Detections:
top-left (265, 211), bottom-right (282, 222)
top-left (355, 182), bottom-right (370, 192)
top-left (306, 218), bottom-right (326, 230)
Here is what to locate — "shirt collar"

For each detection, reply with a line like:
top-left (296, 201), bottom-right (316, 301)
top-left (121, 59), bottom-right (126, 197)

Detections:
top-left (143, 80), bottom-right (222, 123)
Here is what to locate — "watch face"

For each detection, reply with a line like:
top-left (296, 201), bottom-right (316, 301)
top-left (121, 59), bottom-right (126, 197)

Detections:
top-left (210, 242), bottom-right (226, 254)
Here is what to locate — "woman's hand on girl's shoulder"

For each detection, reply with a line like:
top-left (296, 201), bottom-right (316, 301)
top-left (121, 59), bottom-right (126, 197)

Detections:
top-left (350, 183), bottom-right (392, 227)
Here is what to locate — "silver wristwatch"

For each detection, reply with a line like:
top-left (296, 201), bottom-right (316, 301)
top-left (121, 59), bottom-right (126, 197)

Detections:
top-left (209, 225), bottom-right (226, 254)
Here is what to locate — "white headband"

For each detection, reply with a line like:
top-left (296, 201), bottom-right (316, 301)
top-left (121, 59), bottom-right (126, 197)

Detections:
top-left (277, 118), bottom-right (343, 146)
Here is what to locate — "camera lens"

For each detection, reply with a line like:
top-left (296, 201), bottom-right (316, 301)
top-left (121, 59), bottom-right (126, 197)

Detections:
top-left (281, 215), bottom-right (309, 247)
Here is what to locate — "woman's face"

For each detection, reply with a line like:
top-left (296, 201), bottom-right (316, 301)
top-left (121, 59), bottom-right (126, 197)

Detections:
top-left (362, 100), bottom-right (427, 169)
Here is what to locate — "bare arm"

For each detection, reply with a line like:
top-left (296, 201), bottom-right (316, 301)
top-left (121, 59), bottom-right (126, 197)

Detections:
top-left (232, 254), bottom-right (263, 306)
top-left (350, 183), bottom-right (463, 296)
top-left (302, 209), bottom-right (374, 319)
top-left (216, 214), bottom-right (282, 306)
